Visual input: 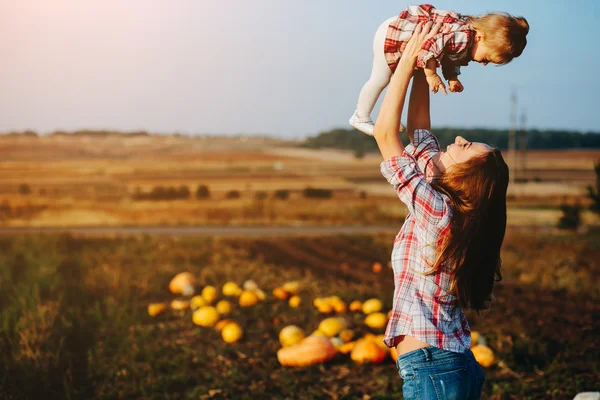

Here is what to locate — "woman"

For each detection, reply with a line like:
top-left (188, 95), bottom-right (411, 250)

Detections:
top-left (373, 22), bottom-right (509, 399)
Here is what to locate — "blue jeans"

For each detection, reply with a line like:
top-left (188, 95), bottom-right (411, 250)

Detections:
top-left (396, 346), bottom-right (485, 400)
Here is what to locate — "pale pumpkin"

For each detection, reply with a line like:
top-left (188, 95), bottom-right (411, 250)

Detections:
top-left (170, 299), bottom-right (190, 311)
top-left (277, 336), bottom-right (337, 367)
top-left (282, 281), bottom-right (300, 295)
top-left (362, 298), bottom-right (383, 314)
top-left (239, 290), bottom-right (260, 307)
top-left (147, 303), bottom-right (167, 317)
top-left (471, 345), bottom-right (495, 367)
top-left (279, 325), bottom-right (306, 348)
top-left (350, 339), bottom-right (386, 364)
top-left (169, 272), bottom-right (196, 296)
top-left (242, 279), bottom-right (259, 291)
top-left (330, 337), bottom-right (344, 350)
top-left (318, 317), bottom-right (347, 337)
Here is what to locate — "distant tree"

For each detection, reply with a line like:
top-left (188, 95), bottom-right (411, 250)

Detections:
top-left (557, 198), bottom-right (582, 230)
top-left (177, 185), bottom-right (191, 199)
top-left (587, 160), bottom-right (600, 214)
top-left (354, 145), bottom-right (366, 159)
top-left (303, 188), bottom-right (333, 199)
top-left (18, 183), bottom-right (31, 195)
top-left (225, 190), bottom-right (241, 199)
top-left (196, 185), bottom-right (210, 199)
top-left (273, 189), bottom-right (289, 200)
top-left (255, 191), bottom-right (268, 200)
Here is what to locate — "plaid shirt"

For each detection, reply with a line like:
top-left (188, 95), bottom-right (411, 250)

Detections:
top-left (380, 129), bottom-right (471, 353)
top-left (384, 4), bottom-right (473, 80)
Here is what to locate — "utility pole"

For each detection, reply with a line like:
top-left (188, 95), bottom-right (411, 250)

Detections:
top-left (519, 110), bottom-right (527, 182)
top-left (509, 90), bottom-right (517, 189)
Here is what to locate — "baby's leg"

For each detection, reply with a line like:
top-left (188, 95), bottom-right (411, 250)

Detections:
top-left (355, 17), bottom-right (395, 118)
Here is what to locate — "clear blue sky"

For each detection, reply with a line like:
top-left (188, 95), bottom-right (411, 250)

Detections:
top-left (1, 0), bottom-right (598, 138)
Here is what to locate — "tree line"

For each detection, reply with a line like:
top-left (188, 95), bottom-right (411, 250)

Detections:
top-left (302, 127), bottom-right (600, 154)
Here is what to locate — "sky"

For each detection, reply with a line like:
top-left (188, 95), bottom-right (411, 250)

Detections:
top-left (1, 0), bottom-right (598, 138)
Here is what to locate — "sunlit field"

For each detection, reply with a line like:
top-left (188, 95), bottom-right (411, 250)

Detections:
top-left (0, 134), bottom-right (598, 228)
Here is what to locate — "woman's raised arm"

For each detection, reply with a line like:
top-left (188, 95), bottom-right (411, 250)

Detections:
top-left (373, 21), bottom-right (442, 160)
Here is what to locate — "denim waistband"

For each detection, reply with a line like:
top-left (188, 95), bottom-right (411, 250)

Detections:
top-left (396, 346), bottom-right (473, 370)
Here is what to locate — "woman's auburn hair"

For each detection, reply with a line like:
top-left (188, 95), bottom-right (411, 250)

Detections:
top-left (429, 149), bottom-right (509, 312)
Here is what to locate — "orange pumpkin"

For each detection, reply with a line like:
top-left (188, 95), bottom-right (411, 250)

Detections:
top-left (277, 336), bottom-right (337, 367)
top-left (168, 272), bottom-right (196, 296)
top-left (350, 339), bottom-right (386, 364)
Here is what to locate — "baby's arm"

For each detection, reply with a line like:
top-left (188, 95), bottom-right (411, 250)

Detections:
top-left (423, 59), bottom-right (447, 95)
top-left (441, 61), bottom-right (463, 93)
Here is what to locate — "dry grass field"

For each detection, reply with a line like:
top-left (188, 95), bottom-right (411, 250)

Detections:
top-left (1, 134), bottom-right (599, 228)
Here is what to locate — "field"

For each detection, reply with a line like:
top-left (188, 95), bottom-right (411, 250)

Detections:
top-left (1, 133), bottom-right (599, 399)
top-left (0, 134), bottom-right (599, 228)
top-left (0, 229), bottom-right (598, 399)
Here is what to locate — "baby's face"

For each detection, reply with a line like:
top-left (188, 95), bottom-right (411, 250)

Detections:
top-left (471, 40), bottom-right (500, 66)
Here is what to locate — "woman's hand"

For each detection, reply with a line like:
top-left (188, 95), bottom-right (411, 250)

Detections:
top-left (399, 21), bottom-right (447, 69)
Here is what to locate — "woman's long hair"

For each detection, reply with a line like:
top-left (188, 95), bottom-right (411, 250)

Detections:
top-left (429, 149), bottom-right (509, 312)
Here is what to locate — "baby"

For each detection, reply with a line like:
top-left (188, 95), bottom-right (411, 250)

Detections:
top-left (349, 4), bottom-right (529, 136)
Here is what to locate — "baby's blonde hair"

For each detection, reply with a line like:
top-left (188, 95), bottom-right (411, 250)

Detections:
top-left (466, 13), bottom-right (529, 64)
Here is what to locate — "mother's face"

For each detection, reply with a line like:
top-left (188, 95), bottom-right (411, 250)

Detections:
top-left (441, 136), bottom-right (492, 167)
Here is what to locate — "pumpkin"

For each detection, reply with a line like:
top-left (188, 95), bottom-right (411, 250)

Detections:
top-left (222, 282), bottom-right (242, 297)
top-left (317, 303), bottom-right (334, 314)
top-left (147, 303), bottom-right (167, 317)
top-left (273, 287), bottom-right (289, 300)
top-left (279, 325), bottom-right (306, 348)
top-left (277, 336), bottom-right (337, 367)
top-left (170, 299), bottom-right (190, 311)
top-left (242, 279), bottom-right (259, 291)
top-left (192, 306), bottom-right (220, 327)
top-left (349, 300), bottom-right (363, 312)
top-left (169, 272), bottom-right (196, 296)
top-left (333, 300), bottom-right (347, 314)
top-left (254, 289), bottom-right (266, 301)
top-left (215, 318), bottom-right (235, 332)
top-left (339, 329), bottom-right (354, 343)
top-left (365, 312), bottom-right (388, 330)
top-left (313, 297), bottom-right (325, 308)
top-left (390, 346), bottom-right (399, 361)
top-left (288, 295), bottom-right (302, 308)
top-left (350, 339), bottom-right (386, 364)
top-left (216, 300), bottom-right (232, 315)
top-left (190, 295), bottom-right (207, 309)
top-left (472, 345), bottom-right (495, 367)
top-left (318, 317), bottom-right (347, 337)
top-left (239, 290), bottom-right (260, 307)
top-left (201, 286), bottom-right (218, 304)
top-left (330, 337), bottom-right (344, 350)
top-left (372, 262), bottom-right (383, 273)
top-left (338, 341), bottom-right (356, 354)
top-left (373, 335), bottom-right (389, 351)
top-left (362, 298), bottom-right (383, 314)
top-left (470, 331), bottom-right (486, 347)
top-left (282, 281), bottom-right (300, 295)
top-left (221, 321), bottom-right (243, 343)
